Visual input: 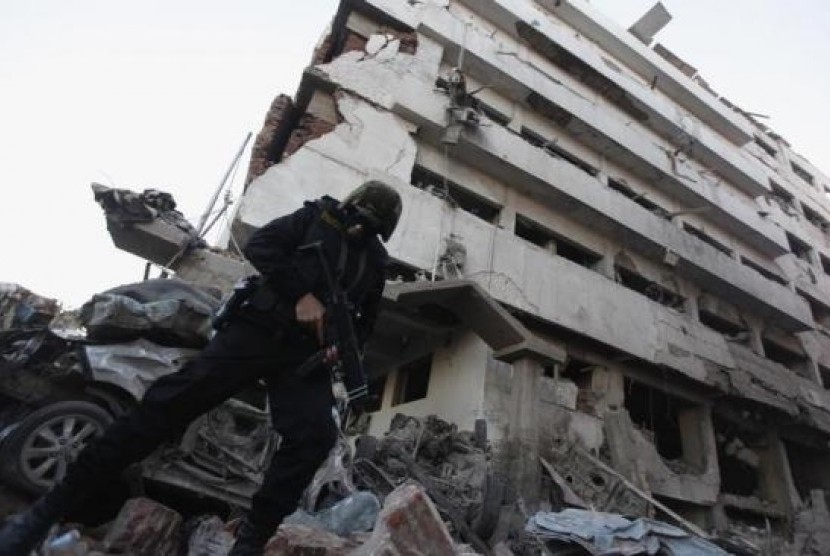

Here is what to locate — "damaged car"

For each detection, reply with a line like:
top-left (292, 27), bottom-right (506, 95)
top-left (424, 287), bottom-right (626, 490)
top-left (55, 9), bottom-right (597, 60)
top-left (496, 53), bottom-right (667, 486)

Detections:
top-left (0, 279), bottom-right (276, 508)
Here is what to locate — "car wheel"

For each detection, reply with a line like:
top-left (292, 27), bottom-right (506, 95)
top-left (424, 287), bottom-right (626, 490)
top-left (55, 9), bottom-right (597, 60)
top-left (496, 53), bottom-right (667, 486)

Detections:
top-left (0, 400), bottom-right (113, 494)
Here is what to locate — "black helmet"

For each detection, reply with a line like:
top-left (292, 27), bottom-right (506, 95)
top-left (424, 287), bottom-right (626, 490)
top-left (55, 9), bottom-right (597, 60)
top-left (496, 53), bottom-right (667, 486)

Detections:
top-left (341, 181), bottom-right (402, 242)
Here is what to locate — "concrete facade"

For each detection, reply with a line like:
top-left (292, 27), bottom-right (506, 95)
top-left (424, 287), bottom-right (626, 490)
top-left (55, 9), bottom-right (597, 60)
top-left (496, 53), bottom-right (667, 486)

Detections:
top-left (234, 0), bottom-right (830, 542)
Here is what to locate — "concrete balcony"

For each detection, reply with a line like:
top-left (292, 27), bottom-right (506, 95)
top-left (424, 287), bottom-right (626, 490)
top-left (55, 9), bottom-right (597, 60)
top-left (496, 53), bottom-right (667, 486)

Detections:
top-left (532, 0), bottom-right (755, 147)
top-left (413, 6), bottom-right (786, 258)
top-left (455, 0), bottom-right (769, 199)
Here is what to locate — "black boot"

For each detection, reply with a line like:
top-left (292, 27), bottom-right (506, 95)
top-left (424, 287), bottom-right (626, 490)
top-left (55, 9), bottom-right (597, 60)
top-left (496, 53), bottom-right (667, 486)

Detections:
top-left (0, 490), bottom-right (70, 556)
top-left (228, 513), bottom-right (282, 556)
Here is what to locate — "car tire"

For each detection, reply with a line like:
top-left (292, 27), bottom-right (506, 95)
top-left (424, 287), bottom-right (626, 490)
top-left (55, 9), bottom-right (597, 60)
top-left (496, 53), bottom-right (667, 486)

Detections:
top-left (0, 400), bottom-right (113, 494)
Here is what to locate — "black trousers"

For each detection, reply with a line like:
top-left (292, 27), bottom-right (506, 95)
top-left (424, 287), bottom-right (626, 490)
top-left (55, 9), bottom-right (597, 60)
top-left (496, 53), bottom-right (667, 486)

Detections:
top-left (58, 317), bottom-right (337, 527)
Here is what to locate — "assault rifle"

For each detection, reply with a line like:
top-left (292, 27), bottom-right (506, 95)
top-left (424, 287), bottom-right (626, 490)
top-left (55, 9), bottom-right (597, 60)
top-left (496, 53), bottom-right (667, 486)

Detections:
top-left (295, 241), bottom-right (369, 403)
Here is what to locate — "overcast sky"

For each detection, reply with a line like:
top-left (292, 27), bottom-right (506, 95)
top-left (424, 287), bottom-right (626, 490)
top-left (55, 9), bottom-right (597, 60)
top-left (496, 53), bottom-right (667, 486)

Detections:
top-left (1, 0), bottom-right (828, 307)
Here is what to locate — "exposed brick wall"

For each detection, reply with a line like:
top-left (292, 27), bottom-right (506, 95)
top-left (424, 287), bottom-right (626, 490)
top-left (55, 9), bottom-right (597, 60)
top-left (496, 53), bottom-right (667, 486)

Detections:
top-left (246, 94), bottom-right (294, 185)
top-left (283, 114), bottom-right (336, 158)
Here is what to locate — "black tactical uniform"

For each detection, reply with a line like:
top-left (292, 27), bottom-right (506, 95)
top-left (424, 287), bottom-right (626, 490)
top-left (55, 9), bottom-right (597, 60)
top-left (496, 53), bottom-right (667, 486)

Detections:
top-left (0, 183), bottom-right (401, 556)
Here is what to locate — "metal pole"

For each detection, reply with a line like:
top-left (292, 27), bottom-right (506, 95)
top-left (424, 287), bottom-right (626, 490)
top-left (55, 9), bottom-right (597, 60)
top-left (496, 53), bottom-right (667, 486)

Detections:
top-left (196, 131), bottom-right (252, 237)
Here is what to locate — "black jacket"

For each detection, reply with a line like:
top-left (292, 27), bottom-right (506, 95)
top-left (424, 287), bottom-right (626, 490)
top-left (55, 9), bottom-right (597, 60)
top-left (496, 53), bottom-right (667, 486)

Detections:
top-left (242, 197), bottom-right (387, 347)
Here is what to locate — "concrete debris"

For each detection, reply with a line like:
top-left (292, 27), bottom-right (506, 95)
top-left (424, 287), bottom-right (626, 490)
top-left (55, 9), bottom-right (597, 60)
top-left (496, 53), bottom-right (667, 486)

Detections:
top-left (92, 184), bottom-right (203, 244)
top-left (0, 283), bottom-right (58, 330)
top-left (547, 443), bottom-right (649, 516)
top-left (354, 481), bottom-right (457, 556)
top-left (353, 414), bottom-right (500, 545)
top-left (185, 515), bottom-right (234, 556)
top-left (526, 509), bottom-right (729, 556)
top-left (102, 497), bottom-right (182, 556)
top-left (264, 524), bottom-right (360, 556)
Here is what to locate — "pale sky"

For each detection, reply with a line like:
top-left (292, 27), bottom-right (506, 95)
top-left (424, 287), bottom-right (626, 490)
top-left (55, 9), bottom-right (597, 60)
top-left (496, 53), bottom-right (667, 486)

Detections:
top-left (1, 0), bottom-right (828, 307)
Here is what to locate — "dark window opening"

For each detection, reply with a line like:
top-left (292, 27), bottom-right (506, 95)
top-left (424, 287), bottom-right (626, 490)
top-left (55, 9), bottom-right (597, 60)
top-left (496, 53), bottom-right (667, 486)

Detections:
top-left (819, 365), bottom-right (830, 389)
top-left (515, 214), bottom-right (556, 250)
top-left (623, 378), bottom-right (684, 461)
top-left (802, 204), bottom-right (829, 233)
top-left (784, 441), bottom-right (830, 502)
top-left (520, 127), bottom-right (598, 177)
top-left (769, 181), bottom-right (798, 216)
top-left (740, 256), bottom-right (789, 286)
top-left (434, 76), bottom-right (510, 127)
top-left (699, 309), bottom-right (749, 341)
top-left (821, 254), bottom-right (830, 276)
top-left (683, 223), bottom-right (733, 257)
top-left (761, 336), bottom-right (811, 378)
top-left (392, 354), bottom-right (433, 406)
top-left (364, 375), bottom-right (387, 413)
top-left (786, 232), bottom-right (813, 263)
top-left (554, 235), bottom-right (603, 269)
top-left (808, 298), bottom-right (830, 330)
top-left (616, 266), bottom-right (685, 310)
top-left (791, 161), bottom-right (815, 186)
top-left (411, 165), bottom-right (501, 223)
top-left (713, 417), bottom-right (762, 497)
top-left (754, 136), bottom-right (777, 158)
top-left (607, 178), bottom-right (671, 220)
top-left (560, 356), bottom-right (594, 390)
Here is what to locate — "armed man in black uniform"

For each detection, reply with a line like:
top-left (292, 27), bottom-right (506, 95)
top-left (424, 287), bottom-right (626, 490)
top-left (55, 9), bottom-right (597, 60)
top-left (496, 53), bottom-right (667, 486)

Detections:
top-left (0, 181), bottom-right (403, 556)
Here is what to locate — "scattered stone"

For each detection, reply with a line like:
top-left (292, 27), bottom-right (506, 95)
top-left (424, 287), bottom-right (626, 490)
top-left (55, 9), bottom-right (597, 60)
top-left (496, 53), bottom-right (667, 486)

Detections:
top-left (102, 497), bottom-right (182, 556)
top-left (264, 523), bottom-right (357, 556)
top-left (354, 482), bottom-right (456, 556)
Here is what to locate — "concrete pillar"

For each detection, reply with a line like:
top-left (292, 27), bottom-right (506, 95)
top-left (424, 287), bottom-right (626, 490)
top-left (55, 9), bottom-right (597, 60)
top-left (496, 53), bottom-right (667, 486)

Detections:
top-left (758, 431), bottom-right (802, 513)
top-left (507, 357), bottom-right (543, 510)
top-left (744, 316), bottom-right (766, 356)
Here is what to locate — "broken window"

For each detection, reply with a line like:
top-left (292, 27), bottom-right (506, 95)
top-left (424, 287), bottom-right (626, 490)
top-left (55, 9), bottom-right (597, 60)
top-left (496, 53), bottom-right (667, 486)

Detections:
top-left (740, 256), bottom-right (789, 287)
top-left (698, 307), bottom-right (749, 342)
top-left (753, 136), bottom-right (777, 158)
top-left (560, 356), bottom-right (594, 390)
top-left (808, 298), bottom-right (830, 330)
top-left (791, 161), bottom-right (814, 186)
top-left (786, 232), bottom-right (813, 263)
top-left (515, 214), bottom-right (556, 252)
top-left (682, 223), bottom-right (734, 257)
top-left (623, 378), bottom-right (687, 463)
top-left (802, 204), bottom-right (830, 234)
top-left (784, 441), bottom-right (830, 502)
top-left (761, 334), bottom-right (812, 378)
top-left (392, 354), bottom-right (433, 406)
top-left (615, 266), bottom-right (685, 310)
top-left (411, 165), bottom-right (501, 223)
top-left (769, 181), bottom-right (798, 216)
top-left (819, 365), bottom-right (830, 389)
top-left (514, 214), bottom-right (603, 270)
top-left (520, 127), bottom-right (598, 177)
top-left (607, 178), bottom-right (671, 220)
top-left (712, 416), bottom-right (762, 497)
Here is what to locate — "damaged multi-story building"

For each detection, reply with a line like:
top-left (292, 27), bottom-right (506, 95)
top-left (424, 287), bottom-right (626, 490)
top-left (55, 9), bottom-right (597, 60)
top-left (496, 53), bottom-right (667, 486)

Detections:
top-left (103, 0), bottom-right (830, 548)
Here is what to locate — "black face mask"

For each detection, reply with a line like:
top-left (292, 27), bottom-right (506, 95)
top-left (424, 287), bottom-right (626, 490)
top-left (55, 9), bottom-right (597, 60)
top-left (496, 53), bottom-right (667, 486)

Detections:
top-left (338, 204), bottom-right (380, 242)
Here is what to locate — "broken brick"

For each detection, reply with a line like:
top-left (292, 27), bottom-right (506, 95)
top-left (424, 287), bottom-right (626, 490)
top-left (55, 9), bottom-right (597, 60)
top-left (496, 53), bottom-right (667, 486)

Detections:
top-left (264, 524), bottom-right (358, 556)
top-left (102, 497), bottom-right (182, 556)
top-left (354, 482), bottom-right (456, 556)
top-left (283, 113), bottom-right (336, 158)
top-left (246, 94), bottom-right (294, 184)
